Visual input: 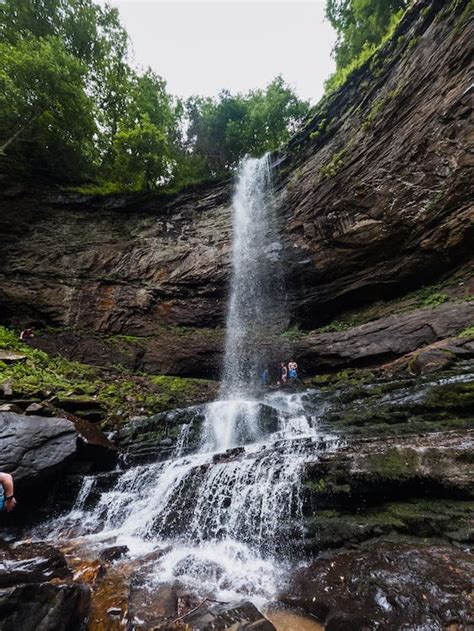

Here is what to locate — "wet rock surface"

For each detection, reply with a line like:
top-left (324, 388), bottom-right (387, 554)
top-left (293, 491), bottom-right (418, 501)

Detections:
top-left (0, 581), bottom-right (91, 631)
top-left (0, 541), bottom-right (71, 587)
top-left (183, 600), bottom-right (276, 631)
top-left (283, 538), bottom-right (474, 631)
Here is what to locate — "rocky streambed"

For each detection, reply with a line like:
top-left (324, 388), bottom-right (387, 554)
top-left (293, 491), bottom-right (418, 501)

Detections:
top-left (0, 360), bottom-right (472, 630)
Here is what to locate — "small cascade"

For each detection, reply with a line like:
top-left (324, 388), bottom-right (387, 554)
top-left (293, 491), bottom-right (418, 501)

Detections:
top-left (37, 156), bottom-right (342, 606)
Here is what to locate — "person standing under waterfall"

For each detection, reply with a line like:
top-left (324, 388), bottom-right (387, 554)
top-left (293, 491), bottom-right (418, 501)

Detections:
top-left (260, 368), bottom-right (270, 387)
top-left (288, 359), bottom-right (299, 382)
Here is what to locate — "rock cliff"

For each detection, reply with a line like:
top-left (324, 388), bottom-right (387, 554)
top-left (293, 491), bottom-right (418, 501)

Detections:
top-left (0, 0), bottom-right (472, 377)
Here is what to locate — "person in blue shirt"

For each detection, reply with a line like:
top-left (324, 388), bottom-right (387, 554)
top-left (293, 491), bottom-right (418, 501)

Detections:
top-left (0, 472), bottom-right (16, 512)
top-left (288, 359), bottom-right (298, 380)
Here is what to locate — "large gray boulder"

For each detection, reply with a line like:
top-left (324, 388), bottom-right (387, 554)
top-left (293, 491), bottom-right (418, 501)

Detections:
top-left (0, 412), bottom-right (76, 486)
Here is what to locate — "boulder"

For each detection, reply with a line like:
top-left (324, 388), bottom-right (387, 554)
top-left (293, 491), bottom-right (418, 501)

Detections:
top-left (0, 412), bottom-right (77, 486)
top-left (0, 541), bottom-right (70, 588)
top-left (0, 582), bottom-right (90, 631)
top-left (282, 539), bottom-right (474, 630)
top-left (0, 411), bottom-right (117, 494)
top-left (295, 303), bottom-right (474, 373)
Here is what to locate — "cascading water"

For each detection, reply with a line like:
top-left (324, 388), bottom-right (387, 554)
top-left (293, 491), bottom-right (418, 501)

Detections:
top-left (36, 155), bottom-right (340, 609)
top-left (222, 154), bottom-right (287, 393)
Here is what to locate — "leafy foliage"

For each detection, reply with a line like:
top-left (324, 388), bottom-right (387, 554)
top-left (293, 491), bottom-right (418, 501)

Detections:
top-left (324, 0), bottom-right (408, 92)
top-left (178, 76), bottom-right (309, 180)
top-left (0, 0), bottom-right (309, 190)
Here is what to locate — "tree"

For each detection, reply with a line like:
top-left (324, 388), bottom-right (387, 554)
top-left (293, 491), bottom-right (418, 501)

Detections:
top-left (182, 77), bottom-right (310, 179)
top-left (0, 0), bottom-right (131, 182)
top-left (109, 70), bottom-right (178, 189)
top-left (326, 0), bottom-right (408, 70)
top-left (0, 36), bottom-right (97, 181)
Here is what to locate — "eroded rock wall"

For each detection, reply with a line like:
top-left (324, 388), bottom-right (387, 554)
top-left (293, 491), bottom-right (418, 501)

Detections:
top-left (0, 0), bottom-right (472, 375)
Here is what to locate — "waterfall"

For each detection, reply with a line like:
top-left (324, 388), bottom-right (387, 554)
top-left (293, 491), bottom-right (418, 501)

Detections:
top-left (222, 154), bottom-right (287, 394)
top-left (37, 156), bottom-right (341, 607)
top-left (202, 154), bottom-right (288, 452)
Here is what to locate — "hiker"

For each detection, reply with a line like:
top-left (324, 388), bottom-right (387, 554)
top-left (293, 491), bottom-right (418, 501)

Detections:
top-left (280, 362), bottom-right (288, 386)
top-left (260, 368), bottom-right (270, 387)
top-left (0, 472), bottom-right (16, 512)
top-left (288, 359), bottom-right (299, 381)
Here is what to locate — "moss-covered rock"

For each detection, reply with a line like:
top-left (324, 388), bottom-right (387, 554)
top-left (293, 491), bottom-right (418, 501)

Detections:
top-left (0, 326), bottom-right (218, 429)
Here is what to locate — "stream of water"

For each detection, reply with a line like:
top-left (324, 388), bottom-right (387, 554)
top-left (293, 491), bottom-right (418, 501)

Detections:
top-left (36, 155), bottom-right (340, 612)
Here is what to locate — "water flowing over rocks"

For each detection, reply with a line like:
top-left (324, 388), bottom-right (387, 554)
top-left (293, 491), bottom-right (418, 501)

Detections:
top-left (0, 2), bottom-right (473, 630)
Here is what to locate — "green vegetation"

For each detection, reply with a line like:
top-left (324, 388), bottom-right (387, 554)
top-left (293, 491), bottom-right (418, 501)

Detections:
top-left (325, 0), bottom-right (409, 92)
top-left (0, 0), bottom-right (309, 191)
top-left (420, 292), bottom-right (450, 307)
top-left (182, 76), bottom-right (309, 179)
top-left (0, 326), bottom-right (216, 427)
top-left (306, 500), bottom-right (474, 547)
top-left (459, 326), bottom-right (474, 338)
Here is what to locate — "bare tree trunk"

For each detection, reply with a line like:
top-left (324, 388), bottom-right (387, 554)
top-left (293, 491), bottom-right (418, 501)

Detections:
top-left (0, 113), bottom-right (42, 155)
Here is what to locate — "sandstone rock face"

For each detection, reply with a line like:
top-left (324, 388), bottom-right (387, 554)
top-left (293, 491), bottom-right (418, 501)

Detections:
top-left (280, 0), bottom-right (473, 325)
top-left (0, 182), bottom-right (232, 333)
top-left (0, 0), bottom-right (472, 374)
top-left (26, 301), bottom-right (473, 378)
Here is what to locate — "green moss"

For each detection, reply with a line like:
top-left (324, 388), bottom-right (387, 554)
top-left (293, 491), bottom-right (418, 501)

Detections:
top-left (319, 147), bottom-right (349, 179)
top-left (425, 381), bottom-right (474, 410)
top-left (0, 326), bottom-right (217, 428)
top-left (361, 448), bottom-right (420, 479)
top-left (280, 326), bottom-right (303, 340)
top-left (458, 326), bottom-right (474, 338)
top-left (421, 292), bottom-right (450, 306)
top-left (361, 85), bottom-right (404, 131)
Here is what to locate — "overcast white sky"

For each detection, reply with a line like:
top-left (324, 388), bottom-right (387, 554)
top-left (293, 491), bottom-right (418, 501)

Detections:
top-left (100, 1), bottom-right (336, 104)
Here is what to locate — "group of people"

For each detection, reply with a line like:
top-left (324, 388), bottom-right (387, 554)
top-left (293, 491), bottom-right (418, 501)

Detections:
top-left (260, 359), bottom-right (300, 388)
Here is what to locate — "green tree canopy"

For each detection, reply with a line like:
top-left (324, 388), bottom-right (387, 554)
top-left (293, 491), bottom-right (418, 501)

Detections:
top-left (326, 0), bottom-right (408, 70)
top-left (0, 36), bottom-right (97, 181)
top-left (0, 0), bottom-right (310, 190)
top-left (182, 76), bottom-right (310, 178)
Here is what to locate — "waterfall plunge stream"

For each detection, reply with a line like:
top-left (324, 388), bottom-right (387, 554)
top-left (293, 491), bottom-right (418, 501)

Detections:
top-left (37, 156), bottom-right (340, 609)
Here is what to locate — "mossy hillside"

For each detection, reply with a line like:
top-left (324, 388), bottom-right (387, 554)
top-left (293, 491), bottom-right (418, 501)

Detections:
top-left (304, 499), bottom-right (474, 551)
top-left (0, 327), bottom-right (217, 428)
